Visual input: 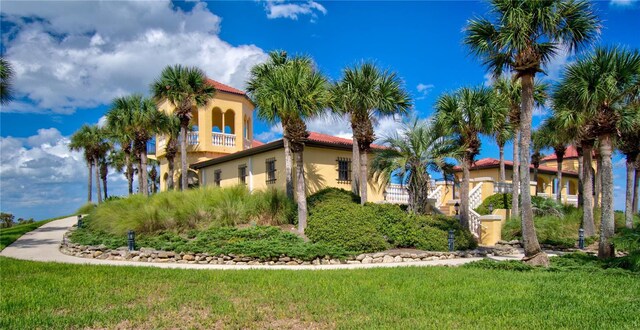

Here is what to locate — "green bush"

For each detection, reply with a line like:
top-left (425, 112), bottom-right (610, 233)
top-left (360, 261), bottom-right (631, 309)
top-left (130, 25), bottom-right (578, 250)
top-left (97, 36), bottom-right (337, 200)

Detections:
top-left (76, 203), bottom-right (96, 215)
top-left (307, 187), bottom-right (360, 208)
top-left (85, 185), bottom-right (294, 236)
top-left (464, 259), bottom-right (535, 272)
top-left (307, 194), bottom-right (476, 253)
top-left (476, 193), bottom-right (512, 215)
top-left (306, 202), bottom-right (388, 253)
top-left (70, 223), bottom-right (348, 261)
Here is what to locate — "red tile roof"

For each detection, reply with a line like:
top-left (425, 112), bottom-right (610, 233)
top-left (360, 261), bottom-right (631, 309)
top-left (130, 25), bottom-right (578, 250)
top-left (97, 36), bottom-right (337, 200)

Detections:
top-left (541, 145), bottom-right (580, 161)
top-left (251, 140), bottom-right (264, 148)
top-left (206, 79), bottom-right (246, 96)
top-left (454, 157), bottom-right (578, 176)
top-left (307, 132), bottom-right (385, 149)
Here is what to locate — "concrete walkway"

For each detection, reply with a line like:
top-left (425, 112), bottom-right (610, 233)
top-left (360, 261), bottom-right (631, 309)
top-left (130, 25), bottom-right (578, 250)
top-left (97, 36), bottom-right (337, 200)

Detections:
top-left (1, 216), bottom-right (490, 270)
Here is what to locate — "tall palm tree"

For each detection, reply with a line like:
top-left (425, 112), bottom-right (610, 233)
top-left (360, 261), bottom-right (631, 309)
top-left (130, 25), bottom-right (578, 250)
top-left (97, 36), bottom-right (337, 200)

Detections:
top-left (464, 0), bottom-right (600, 266)
top-left (0, 57), bottom-right (14, 105)
top-left (493, 77), bottom-right (548, 218)
top-left (148, 158), bottom-right (160, 194)
top-left (249, 55), bottom-right (329, 233)
top-left (161, 114), bottom-right (181, 191)
top-left (618, 105), bottom-right (640, 228)
top-left (536, 116), bottom-right (573, 202)
top-left (106, 97), bottom-right (136, 195)
top-left (331, 63), bottom-right (412, 204)
top-left (98, 142), bottom-right (112, 200)
top-left (559, 47), bottom-right (640, 258)
top-left (489, 91), bottom-right (512, 182)
top-left (130, 95), bottom-right (164, 196)
top-left (69, 125), bottom-right (108, 204)
top-left (553, 79), bottom-right (600, 237)
top-left (434, 86), bottom-right (503, 230)
top-left (246, 50), bottom-right (294, 199)
top-left (370, 118), bottom-right (454, 214)
top-left (151, 65), bottom-right (216, 191)
top-left (531, 127), bottom-right (547, 190)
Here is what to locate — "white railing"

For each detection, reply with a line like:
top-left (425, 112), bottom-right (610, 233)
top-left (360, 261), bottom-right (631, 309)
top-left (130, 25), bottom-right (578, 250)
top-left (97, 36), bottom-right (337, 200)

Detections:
top-left (469, 209), bottom-right (481, 239)
top-left (243, 138), bottom-right (252, 149)
top-left (384, 183), bottom-right (409, 204)
top-left (212, 132), bottom-right (235, 147)
top-left (566, 194), bottom-right (578, 207)
top-left (428, 185), bottom-right (444, 207)
top-left (469, 182), bottom-right (484, 209)
top-left (187, 131), bottom-right (198, 145)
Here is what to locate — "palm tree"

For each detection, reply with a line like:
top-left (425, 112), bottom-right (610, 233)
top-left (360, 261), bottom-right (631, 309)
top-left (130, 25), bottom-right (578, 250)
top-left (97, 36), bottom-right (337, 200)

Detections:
top-left (130, 95), bottom-right (164, 196)
top-left (98, 142), bottom-right (112, 200)
top-left (161, 115), bottom-right (181, 191)
top-left (618, 105), bottom-right (640, 229)
top-left (434, 86), bottom-right (503, 231)
top-left (151, 65), bottom-right (216, 191)
top-left (559, 47), bottom-right (640, 258)
top-left (464, 0), bottom-right (600, 266)
top-left (553, 78), bottom-right (600, 237)
top-left (249, 55), bottom-right (329, 233)
top-left (331, 63), bottom-right (412, 204)
top-left (247, 50), bottom-right (294, 200)
top-left (148, 158), bottom-right (160, 194)
top-left (370, 118), bottom-right (454, 214)
top-left (106, 97), bottom-right (136, 195)
top-left (536, 117), bottom-right (573, 202)
top-left (0, 57), bottom-right (14, 105)
top-left (69, 125), bottom-right (108, 204)
top-left (493, 77), bottom-right (548, 218)
top-left (531, 127), bottom-right (546, 190)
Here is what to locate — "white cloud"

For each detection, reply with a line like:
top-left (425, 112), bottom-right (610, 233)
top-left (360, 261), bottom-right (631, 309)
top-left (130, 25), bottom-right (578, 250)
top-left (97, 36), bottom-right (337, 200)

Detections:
top-left (610, 0), bottom-right (636, 6)
top-left (263, 0), bottom-right (327, 21)
top-left (1, 0), bottom-right (268, 114)
top-left (416, 83), bottom-right (434, 100)
top-left (255, 123), bottom-right (283, 142)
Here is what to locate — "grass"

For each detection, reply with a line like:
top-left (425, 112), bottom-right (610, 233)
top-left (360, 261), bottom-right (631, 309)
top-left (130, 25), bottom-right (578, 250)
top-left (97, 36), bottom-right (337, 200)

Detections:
top-left (1, 257), bottom-right (638, 329)
top-left (0, 215), bottom-right (71, 250)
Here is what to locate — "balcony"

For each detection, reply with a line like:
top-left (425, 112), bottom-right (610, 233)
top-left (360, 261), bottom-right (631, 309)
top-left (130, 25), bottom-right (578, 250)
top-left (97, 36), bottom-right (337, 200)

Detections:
top-left (212, 132), bottom-right (235, 147)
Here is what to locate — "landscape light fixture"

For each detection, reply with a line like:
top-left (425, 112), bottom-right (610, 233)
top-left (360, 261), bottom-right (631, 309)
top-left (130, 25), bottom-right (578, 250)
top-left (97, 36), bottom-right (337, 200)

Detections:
top-left (448, 229), bottom-right (455, 252)
top-left (454, 202), bottom-right (460, 215)
top-left (76, 214), bottom-right (83, 228)
top-left (128, 230), bottom-right (136, 251)
top-left (488, 203), bottom-right (494, 214)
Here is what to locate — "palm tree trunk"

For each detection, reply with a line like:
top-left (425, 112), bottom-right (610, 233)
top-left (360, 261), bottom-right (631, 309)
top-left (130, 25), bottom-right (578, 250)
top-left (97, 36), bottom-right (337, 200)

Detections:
top-left (102, 169), bottom-right (108, 200)
top-left (499, 144), bottom-right (505, 182)
top-left (125, 152), bottom-right (133, 195)
top-left (137, 151), bottom-right (144, 194)
top-left (94, 157), bottom-right (102, 204)
top-left (595, 156), bottom-right (602, 209)
top-left (283, 135), bottom-right (294, 200)
top-left (180, 125), bottom-right (188, 191)
top-left (140, 145), bottom-right (148, 196)
top-left (625, 154), bottom-right (636, 229)
top-left (578, 151), bottom-right (584, 207)
top-left (359, 148), bottom-right (368, 205)
top-left (556, 158), bottom-right (563, 202)
top-left (295, 149), bottom-right (308, 234)
top-left (582, 141), bottom-right (596, 237)
top-left (519, 73), bottom-right (547, 266)
top-left (459, 153), bottom-right (471, 230)
top-left (87, 160), bottom-right (93, 203)
top-left (352, 137), bottom-right (360, 195)
top-left (634, 163), bottom-right (639, 215)
top-left (167, 156), bottom-right (175, 190)
top-left (598, 133), bottom-right (615, 259)
top-left (512, 129), bottom-right (520, 219)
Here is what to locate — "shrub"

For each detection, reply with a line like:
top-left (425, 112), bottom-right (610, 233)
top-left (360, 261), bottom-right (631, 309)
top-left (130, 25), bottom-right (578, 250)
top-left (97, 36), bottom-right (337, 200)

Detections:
top-left (306, 201), bottom-right (388, 253)
top-left (307, 187), bottom-right (360, 208)
top-left (464, 259), bottom-right (535, 272)
top-left (476, 193), bottom-right (512, 215)
top-left (76, 203), bottom-right (96, 215)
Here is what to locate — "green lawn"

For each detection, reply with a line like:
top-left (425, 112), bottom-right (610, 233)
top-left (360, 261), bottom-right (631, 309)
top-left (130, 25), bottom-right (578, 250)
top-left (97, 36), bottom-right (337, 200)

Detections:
top-left (1, 257), bottom-right (638, 329)
top-left (0, 215), bottom-right (70, 250)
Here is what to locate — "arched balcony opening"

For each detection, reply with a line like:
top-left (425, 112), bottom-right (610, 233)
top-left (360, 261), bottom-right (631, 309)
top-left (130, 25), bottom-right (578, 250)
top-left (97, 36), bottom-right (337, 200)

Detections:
top-left (211, 108), bottom-right (236, 147)
top-left (243, 116), bottom-right (252, 149)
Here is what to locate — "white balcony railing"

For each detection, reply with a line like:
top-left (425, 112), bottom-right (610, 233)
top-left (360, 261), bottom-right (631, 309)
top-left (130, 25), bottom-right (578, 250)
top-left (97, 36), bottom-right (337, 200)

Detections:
top-left (212, 132), bottom-right (235, 147)
top-left (384, 183), bottom-right (409, 204)
top-left (187, 131), bottom-right (198, 145)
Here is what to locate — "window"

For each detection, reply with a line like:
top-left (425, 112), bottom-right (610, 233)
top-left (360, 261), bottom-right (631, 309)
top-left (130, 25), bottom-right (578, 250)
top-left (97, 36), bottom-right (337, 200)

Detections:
top-left (337, 157), bottom-right (351, 183)
top-left (266, 158), bottom-right (276, 184)
top-left (214, 169), bottom-right (221, 187)
top-left (238, 164), bottom-right (247, 184)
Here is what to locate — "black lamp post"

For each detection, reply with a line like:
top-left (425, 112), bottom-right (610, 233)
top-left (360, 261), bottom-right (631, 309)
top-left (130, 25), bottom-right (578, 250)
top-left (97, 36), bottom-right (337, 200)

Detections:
top-left (76, 214), bottom-right (83, 228)
top-left (128, 230), bottom-right (135, 251)
top-left (488, 203), bottom-right (494, 214)
top-left (454, 202), bottom-right (460, 215)
top-left (448, 229), bottom-right (455, 252)
top-left (578, 228), bottom-right (585, 250)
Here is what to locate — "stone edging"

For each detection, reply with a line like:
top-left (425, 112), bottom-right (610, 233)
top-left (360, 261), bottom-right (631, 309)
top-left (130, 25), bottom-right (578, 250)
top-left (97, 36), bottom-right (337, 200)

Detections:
top-left (60, 230), bottom-right (517, 266)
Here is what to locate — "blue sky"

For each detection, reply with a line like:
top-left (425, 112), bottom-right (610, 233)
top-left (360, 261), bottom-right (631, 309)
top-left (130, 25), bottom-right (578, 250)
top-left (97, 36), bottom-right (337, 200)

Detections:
top-left (1, 0), bottom-right (639, 219)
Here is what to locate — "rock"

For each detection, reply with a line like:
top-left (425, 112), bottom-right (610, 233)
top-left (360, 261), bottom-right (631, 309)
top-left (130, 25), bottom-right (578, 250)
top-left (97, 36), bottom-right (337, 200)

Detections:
top-left (361, 256), bottom-right (373, 264)
top-left (248, 261), bottom-right (260, 265)
top-left (280, 257), bottom-right (291, 262)
top-left (183, 254), bottom-right (195, 261)
top-left (275, 261), bottom-right (285, 265)
top-left (154, 258), bottom-right (169, 263)
top-left (93, 251), bottom-right (103, 258)
top-left (329, 259), bottom-right (340, 265)
top-left (372, 257), bottom-right (383, 263)
top-left (286, 261), bottom-right (298, 265)
top-left (321, 259), bottom-right (330, 265)
top-left (400, 253), bottom-right (411, 258)
top-left (372, 252), bottom-right (385, 258)
top-left (157, 251), bottom-right (175, 258)
top-left (236, 262), bottom-right (248, 265)
top-left (131, 256), bottom-right (140, 262)
top-left (225, 261), bottom-right (235, 265)
top-left (356, 254), bottom-right (367, 261)
top-left (393, 256), bottom-right (403, 263)
top-left (383, 255), bottom-right (395, 263)
top-left (347, 260), bottom-right (361, 264)
top-left (402, 258), bottom-right (413, 262)
top-left (312, 259), bottom-right (321, 265)
top-left (206, 257), bottom-right (213, 262)
top-left (508, 240), bottom-right (520, 245)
